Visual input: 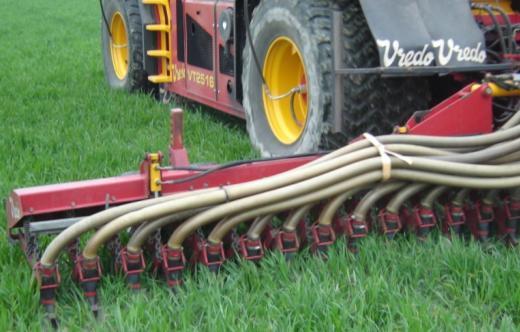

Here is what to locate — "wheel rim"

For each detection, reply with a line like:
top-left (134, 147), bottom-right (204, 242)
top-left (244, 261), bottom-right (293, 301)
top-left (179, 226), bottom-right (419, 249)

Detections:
top-left (110, 11), bottom-right (129, 80)
top-left (262, 37), bottom-right (308, 145)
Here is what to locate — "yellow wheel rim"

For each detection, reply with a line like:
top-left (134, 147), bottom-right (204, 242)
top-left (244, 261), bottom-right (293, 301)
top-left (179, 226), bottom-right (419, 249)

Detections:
top-left (262, 37), bottom-right (308, 145)
top-left (110, 11), bottom-right (129, 80)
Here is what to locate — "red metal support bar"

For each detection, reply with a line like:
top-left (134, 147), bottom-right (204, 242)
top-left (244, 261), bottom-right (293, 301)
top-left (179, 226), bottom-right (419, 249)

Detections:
top-left (7, 173), bottom-right (149, 229)
top-left (169, 108), bottom-right (190, 167)
top-left (6, 155), bottom-right (316, 232)
top-left (403, 84), bottom-right (493, 136)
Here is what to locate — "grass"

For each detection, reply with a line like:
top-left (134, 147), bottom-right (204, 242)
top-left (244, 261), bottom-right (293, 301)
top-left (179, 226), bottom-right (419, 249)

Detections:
top-left (0, 1), bottom-right (520, 330)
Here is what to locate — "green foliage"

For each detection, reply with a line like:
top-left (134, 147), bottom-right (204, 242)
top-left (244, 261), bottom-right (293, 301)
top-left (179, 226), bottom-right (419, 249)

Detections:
top-left (0, 1), bottom-right (519, 331)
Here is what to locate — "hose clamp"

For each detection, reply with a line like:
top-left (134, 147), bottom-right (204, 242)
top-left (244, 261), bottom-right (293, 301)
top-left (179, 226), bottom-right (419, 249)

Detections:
top-left (363, 133), bottom-right (413, 181)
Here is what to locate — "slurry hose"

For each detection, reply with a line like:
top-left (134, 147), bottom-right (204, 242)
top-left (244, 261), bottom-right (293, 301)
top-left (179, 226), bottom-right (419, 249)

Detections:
top-left (351, 182), bottom-right (407, 222)
top-left (79, 144), bottom-right (458, 258)
top-left (42, 127), bottom-right (520, 266)
top-left (174, 140), bottom-right (520, 250)
top-left (125, 146), bottom-right (452, 251)
top-left (281, 204), bottom-right (313, 232)
top-left (41, 143), bottom-right (454, 265)
top-left (90, 147), bottom-right (520, 259)
top-left (39, 189), bottom-right (217, 266)
top-left (206, 169), bottom-right (520, 245)
top-left (126, 209), bottom-right (207, 253)
top-left (420, 186), bottom-right (449, 211)
top-left (418, 110), bottom-right (520, 211)
top-left (41, 122), bottom-right (520, 264)
top-left (310, 123), bottom-right (520, 165)
top-left (99, 142), bottom-right (520, 257)
top-left (453, 188), bottom-right (471, 207)
top-left (386, 183), bottom-right (430, 215)
top-left (247, 214), bottom-right (274, 240)
top-left (207, 173), bottom-right (383, 244)
top-left (201, 160), bottom-right (520, 246)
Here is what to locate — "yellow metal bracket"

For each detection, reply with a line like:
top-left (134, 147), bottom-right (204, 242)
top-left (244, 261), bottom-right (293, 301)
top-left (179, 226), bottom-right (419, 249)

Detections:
top-left (471, 82), bottom-right (520, 97)
top-left (147, 152), bottom-right (163, 195)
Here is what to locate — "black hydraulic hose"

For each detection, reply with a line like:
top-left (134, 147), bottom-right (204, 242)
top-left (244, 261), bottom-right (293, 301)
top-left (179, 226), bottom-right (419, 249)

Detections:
top-left (99, 0), bottom-right (112, 38)
top-left (489, 4), bottom-right (514, 53)
top-left (163, 151), bottom-right (328, 185)
top-left (244, 0), bottom-right (267, 86)
top-left (473, 4), bottom-right (508, 55)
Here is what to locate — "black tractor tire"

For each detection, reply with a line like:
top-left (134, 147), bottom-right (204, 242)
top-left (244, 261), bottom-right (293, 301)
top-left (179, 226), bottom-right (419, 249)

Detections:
top-left (101, 0), bottom-right (150, 92)
top-left (324, 1), bottom-right (430, 147)
top-left (243, 0), bottom-right (430, 157)
top-left (242, 0), bottom-right (332, 157)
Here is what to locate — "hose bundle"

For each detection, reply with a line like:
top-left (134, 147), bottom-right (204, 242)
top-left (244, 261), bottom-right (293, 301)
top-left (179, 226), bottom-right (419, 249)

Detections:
top-left (36, 111), bottom-right (520, 319)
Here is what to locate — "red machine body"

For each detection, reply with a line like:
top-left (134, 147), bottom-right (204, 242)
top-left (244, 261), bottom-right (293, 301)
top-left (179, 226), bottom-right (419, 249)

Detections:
top-left (162, 1), bottom-right (244, 118)
top-left (149, 0), bottom-right (520, 120)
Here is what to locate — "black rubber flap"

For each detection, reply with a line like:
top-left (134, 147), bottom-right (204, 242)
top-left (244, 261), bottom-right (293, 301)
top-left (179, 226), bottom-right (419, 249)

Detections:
top-left (359, 0), bottom-right (487, 68)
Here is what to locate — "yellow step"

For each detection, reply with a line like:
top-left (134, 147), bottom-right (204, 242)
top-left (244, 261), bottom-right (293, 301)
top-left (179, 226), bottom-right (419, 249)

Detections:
top-left (146, 24), bottom-right (170, 32)
top-left (147, 50), bottom-right (171, 58)
top-left (148, 75), bottom-right (172, 83)
top-left (142, 0), bottom-right (169, 6)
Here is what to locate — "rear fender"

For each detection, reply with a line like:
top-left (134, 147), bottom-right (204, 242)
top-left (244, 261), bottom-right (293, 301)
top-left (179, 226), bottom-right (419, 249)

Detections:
top-left (359, 0), bottom-right (487, 69)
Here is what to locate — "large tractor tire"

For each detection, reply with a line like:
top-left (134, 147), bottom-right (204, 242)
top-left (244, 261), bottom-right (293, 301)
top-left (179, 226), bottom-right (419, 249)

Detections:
top-left (101, 0), bottom-right (150, 92)
top-left (326, 0), bottom-right (430, 147)
top-left (242, 0), bottom-right (430, 157)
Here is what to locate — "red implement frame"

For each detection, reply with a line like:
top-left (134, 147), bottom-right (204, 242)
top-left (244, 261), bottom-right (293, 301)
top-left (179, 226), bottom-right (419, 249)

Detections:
top-left (5, 84), bottom-right (494, 242)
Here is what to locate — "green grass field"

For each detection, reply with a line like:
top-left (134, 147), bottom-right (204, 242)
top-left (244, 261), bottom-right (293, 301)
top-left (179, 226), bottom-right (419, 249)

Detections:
top-left (1, 1), bottom-right (520, 331)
